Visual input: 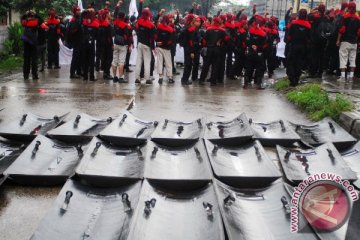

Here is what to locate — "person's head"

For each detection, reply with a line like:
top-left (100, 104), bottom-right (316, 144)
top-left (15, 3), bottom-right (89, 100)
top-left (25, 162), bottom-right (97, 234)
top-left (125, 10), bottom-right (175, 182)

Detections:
top-left (186, 14), bottom-right (195, 25)
top-left (318, 4), bottom-right (326, 14)
top-left (73, 5), bottom-right (81, 17)
top-left (348, 2), bottom-right (356, 14)
top-left (193, 16), bottom-right (201, 27)
top-left (341, 2), bottom-right (348, 11)
top-left (212, 17), bottom-right (221, 26)
top-left (117, 11), bottom-right (125, 20)
top-left (130, 15), bottom-right (136, 23)
top-left (166, 14), bottom-right (174, 24)
top-left (49, 8), bottom-right (56, 18)
top-left (142, 8), bottom-right (151, 20)
top-left (254, 15), bottom-right (265, 27)
top-left (298, 8), bottom-right (307, 20)
top-left (161, 14), bottom-right (170, 25)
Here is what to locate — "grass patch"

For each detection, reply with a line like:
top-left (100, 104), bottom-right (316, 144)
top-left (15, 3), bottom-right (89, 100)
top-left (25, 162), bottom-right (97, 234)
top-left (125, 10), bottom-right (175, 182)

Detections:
top-left (0, 55), bottom-right (23, 74)
top-left (286, 83), bottom-right (354, 121)
top-left (274, 78), bottom-right (290, 91)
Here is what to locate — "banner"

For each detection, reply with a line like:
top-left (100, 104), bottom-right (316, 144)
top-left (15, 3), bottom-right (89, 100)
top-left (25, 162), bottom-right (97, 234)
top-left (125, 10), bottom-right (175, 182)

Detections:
top-left (129, 0), bottom-right (138, 18)
top-left (78, 0), bottom-right (83, 12)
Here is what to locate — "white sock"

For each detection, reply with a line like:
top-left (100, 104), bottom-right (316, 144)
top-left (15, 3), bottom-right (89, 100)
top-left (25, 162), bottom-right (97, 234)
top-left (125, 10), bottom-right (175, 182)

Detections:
top-left (341, 72), bottom-right (346, 78)
top-left (349, 72), bottom-right (354, 78)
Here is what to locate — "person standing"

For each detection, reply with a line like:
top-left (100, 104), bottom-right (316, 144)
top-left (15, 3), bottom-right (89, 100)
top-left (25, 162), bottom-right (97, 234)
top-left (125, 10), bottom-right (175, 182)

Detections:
top-left (155, 14), bottom-right (175, 84)
top-left (37, 22), bottom-right (48, 73)
top-left (112, 11), bottom-right (131, 83)
top-left (82, 8), bottom-right (99, 81)
top-left (99, 10), bottom-right (114, 80)
top-left (286, 9), bottom-right (311, 86)
top-left (337, 2), bottom-right (360, 81)
top-left (68, 5), bottom-right (83, 79)
top-left (46, 8), bottom-right (61, 69)
top-left (198, 17), bottom-right (226, 86)
top-left (21, 10), bottom-right (42, 80)
top-left (135, 7), bottom-right (156, 84)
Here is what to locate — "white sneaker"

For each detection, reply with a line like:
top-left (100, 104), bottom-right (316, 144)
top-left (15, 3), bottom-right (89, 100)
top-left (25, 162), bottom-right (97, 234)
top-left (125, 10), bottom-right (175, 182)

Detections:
top-left (337, 76), bottom-right (346, 82)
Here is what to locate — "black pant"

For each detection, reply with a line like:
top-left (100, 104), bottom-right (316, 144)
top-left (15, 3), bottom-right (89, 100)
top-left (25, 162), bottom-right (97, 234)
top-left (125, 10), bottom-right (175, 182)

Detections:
top-left (47, 40), bottom-right (59, 67)
top-left (324, 40), bottom-right (339, 74)
top-left (199, 47), bottom-right (221, 84)
top-left (37, 44), bottom-right (46, 70)
top-left (95, 42), bottom-right (104, 71)
top-left (217, 48), bottom-right (226, 82)
top-left (171, 45), bottom-right (176, 73)
top-left (310, 40), bottom-right (326, 76)
top-left (23, 42), bottom-right (38, 78)
top-left (70, 44), bottom-right (82, 76)
top-left (181, 48), bottom-right (199, 82)
top-left (287, 44), bottom-right (307, 86)
top-left (82, 42), bottom-right (96, 80)
top-left (232, 48), bottom-right (246, 77)
top-left (226, 46), bottom-right (234, 77)
top-left (102, 45), bottom-right (113, 77)
top-left (245, 51), bottom-right (265, 85)
top-left (265, 46), bottom-right (276, 75)
top-left (124, 49), bottom-right (131, 69)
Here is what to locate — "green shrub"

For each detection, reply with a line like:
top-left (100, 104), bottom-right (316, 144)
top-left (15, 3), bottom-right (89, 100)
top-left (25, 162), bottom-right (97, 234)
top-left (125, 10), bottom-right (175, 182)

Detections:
top-left (286, 84), bottom-right (355, 121)
top-left (3, 39), bottom-right (14, 55)
top-left (274, 78), bottom-right (290, 91)
top-left (7, 22), bottom-right (23, 56)
top-left (0, 56), bottom-right (23, 73)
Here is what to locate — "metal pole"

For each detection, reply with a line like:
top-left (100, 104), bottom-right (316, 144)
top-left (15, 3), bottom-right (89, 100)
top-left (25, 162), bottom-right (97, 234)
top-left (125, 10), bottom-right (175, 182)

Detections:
top-left (310, 0), bottom-right (314, 9)
top-left (272, 0), bottom-right (275, 15)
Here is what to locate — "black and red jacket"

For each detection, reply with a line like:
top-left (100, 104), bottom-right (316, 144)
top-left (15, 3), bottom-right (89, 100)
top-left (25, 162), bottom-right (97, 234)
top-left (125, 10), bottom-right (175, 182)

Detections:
top-left (224, 21), bottom-right (236, 47)
top-left (21, 14), bottom-right (41, 45)
top-left (113, 19), bottom-right (131, 46)
top-left (339, 13), bottom-right (360, 44)
top-left (155, 23), bottom-right (175, 50)
top-left (98, 19), bottom-right (113, 46)
top-left (135, 18), bottom-right (156, 49)
top-left (67, 16), bottom-right (82, 46)
top-left (46, 17), bottom-right (61, 42)
top-left (202, 25), bottom-right (227, 48)
top-left (234, 25), bottom-right (247, 50)
top-left (183, 25), bottom-right (201, 53)
top-left (82, 18), bottom-right (99, 44)
top-left (247, 25), bottom-right (267, 52)
top-left (287, 19), bottom-right (311, 45)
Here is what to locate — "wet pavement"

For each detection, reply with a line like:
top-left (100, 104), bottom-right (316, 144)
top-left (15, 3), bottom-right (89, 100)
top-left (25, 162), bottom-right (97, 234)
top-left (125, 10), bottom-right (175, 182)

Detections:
top-left (0, 64), bottom-right (312, 239)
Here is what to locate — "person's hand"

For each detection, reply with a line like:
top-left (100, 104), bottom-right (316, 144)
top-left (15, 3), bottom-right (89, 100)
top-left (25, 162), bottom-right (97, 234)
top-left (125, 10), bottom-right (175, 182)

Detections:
top-left (160, 9), bottom-right (165, 14)
top-left (336, 41), bottom-right (341, 47)
top-left (157, 41), bottom-right (162, 46)
top-left (240, 7), bottom-right (245, 12)
top-left (252, 45), bottom-right (257, 51)
top-left (190, 53), bottom-right (195, 59)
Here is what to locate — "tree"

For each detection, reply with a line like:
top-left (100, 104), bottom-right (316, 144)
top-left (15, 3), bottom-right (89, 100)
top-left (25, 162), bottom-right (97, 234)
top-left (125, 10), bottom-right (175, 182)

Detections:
top-left (9, 0), bottom-right (77, 16)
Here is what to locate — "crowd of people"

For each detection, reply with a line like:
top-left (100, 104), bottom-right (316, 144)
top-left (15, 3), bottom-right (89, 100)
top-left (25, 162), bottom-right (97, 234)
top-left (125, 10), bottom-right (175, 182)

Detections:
top-left (20, 1), bottom-right (360, 88)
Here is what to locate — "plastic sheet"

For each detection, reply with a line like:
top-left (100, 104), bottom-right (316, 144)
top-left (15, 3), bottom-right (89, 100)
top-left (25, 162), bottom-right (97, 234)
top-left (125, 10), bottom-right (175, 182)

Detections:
top-left (204, 113), bottom-right (253, 146)
top-left (144, 141), bottom-right (212, 190)
top-left (290, 118), bottom-right (357, 150)
top-left (277, 143), bottom-right (357, 184)
top-left (47, 113), bottom-right (113, 142)
top-left (31, 179), bottom-right (141, 240)
top-left (0, 112), bottom-right (68, 141)
top-left (4, 135), bottom-right (89, 185)
top-left (127, 180), bottom-right (225, 240)
top-left (205, 140), bottom-right (281, 188)
top-left (215, 179), bottom-right (317, 240)
top-left (76, 137), bottom-right (145, 187)
top-left (99, 111), bottom-right (158, 147)
top-left (151, 118), bottom-right (204, 147)
top-left (341, 142), bottom-right (360, 189)
top-left (249, 119), bottom-right (301, 147)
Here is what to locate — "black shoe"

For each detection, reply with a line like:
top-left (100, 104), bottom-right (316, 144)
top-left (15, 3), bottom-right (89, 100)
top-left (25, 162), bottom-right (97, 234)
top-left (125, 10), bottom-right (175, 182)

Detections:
top-left (113, 76), bottom-right (119, 82)
top-left (39, 68), bottom-right (44, 72)
top-left (24, 76), bottom-right (29, 80)
top-left (173, 71), bottom-right (180, 75)
top-left (126, 68), bottom-right (133, 73)
top-left (146, 80), bottom-right (153, 85)
top-left (103, 75), bottom-right (113, 80)
top-left (168, 79), bottom-right (175, 84)
top-left (158, 78), bottom-right (163, 85)
top-left (256, 84), bottom-right (265, 90)
top-left (135, 79), bottom-right (141, 84)
top-left (54, 66), bottom-right (61, 69)
top-left (32, 75), bottom-right (39, 80)
top-left (70, 74), bottom-right (81, 79)
top-left (199, 80), bottom-right (205, 85)
top-left (182, 81), bottom-right (192, 85)
top-left (90, 78), bottom-right (97, 81)
top-left (47, 66), bottom-right (52, 69)
top-left (119, 77), bottom-right (128, 83)
top-left (192, 78), bottom-right (199, 82)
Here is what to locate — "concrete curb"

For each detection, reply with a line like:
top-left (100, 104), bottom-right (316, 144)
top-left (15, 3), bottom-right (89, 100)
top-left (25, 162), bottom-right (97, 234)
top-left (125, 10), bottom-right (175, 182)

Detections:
top-left (339, 111), bottom-right (360, 139)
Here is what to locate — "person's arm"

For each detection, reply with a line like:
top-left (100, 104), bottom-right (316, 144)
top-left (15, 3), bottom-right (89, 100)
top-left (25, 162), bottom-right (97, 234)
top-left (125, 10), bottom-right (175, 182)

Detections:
top-left (236, 8), bottom-right (245, 20)
top-left (138, 0), bottom-right (143, 19)
top-left (216, 9), bottom-right (222, 17)
top-left (174, 9), bottom-right (180, 25)
top-left (114, 1), bottom-right (123, 19)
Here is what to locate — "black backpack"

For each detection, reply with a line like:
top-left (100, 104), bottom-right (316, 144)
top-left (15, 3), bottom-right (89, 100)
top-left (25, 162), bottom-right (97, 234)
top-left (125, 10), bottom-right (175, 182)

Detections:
top-left (317, 19), bottom-right (336, 40)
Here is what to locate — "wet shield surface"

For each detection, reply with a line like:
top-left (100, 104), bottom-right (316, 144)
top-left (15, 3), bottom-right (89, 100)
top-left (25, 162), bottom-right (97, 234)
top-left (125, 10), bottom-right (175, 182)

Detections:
top-left (204, 113), bottom-right (253, 146)
top-left (290, 118), bottom-right (357, 150)
top-left (76, 137), bottom-right (145, 187)
top-left (205, 140), bottom-right (281, 187)
top-left (99, 111), bottom-right (158, 147)
top-left (31, 179), bottom-right (141, 240)
top-left (215, 179), bottom-right (317, 240)
top-left (144, 141), bottom-right (212, 190)
top-left (47, 113), bottom-right (113, 142)
top-left (250, 119), bottom-right (301, 147)
top-left (277, 143), bottom-right (357, 184)
top-left (341, 142), bottom-right (360, 189)
top-left (151, 118), bottom-right (204, 147)
top-left (4, 135), bottom-right (88, 185)
top-left (0, 140), bottom-right (26, 176)
top-left (127, 180), bottom-right (225, 240)
top-left (0, 112), bottom-right (67, 141)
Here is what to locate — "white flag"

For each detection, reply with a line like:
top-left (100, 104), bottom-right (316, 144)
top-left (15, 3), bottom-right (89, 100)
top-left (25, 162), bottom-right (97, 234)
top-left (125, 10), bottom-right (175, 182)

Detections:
top-left (129, 0), bottom-right (138, 18)
top-left (78, 0), bottom-right (83, 12)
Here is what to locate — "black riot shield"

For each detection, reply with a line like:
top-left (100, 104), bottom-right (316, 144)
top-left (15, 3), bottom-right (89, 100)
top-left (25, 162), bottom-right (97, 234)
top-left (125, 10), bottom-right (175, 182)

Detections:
top-left (341, 142), bottom-right (360, 190)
